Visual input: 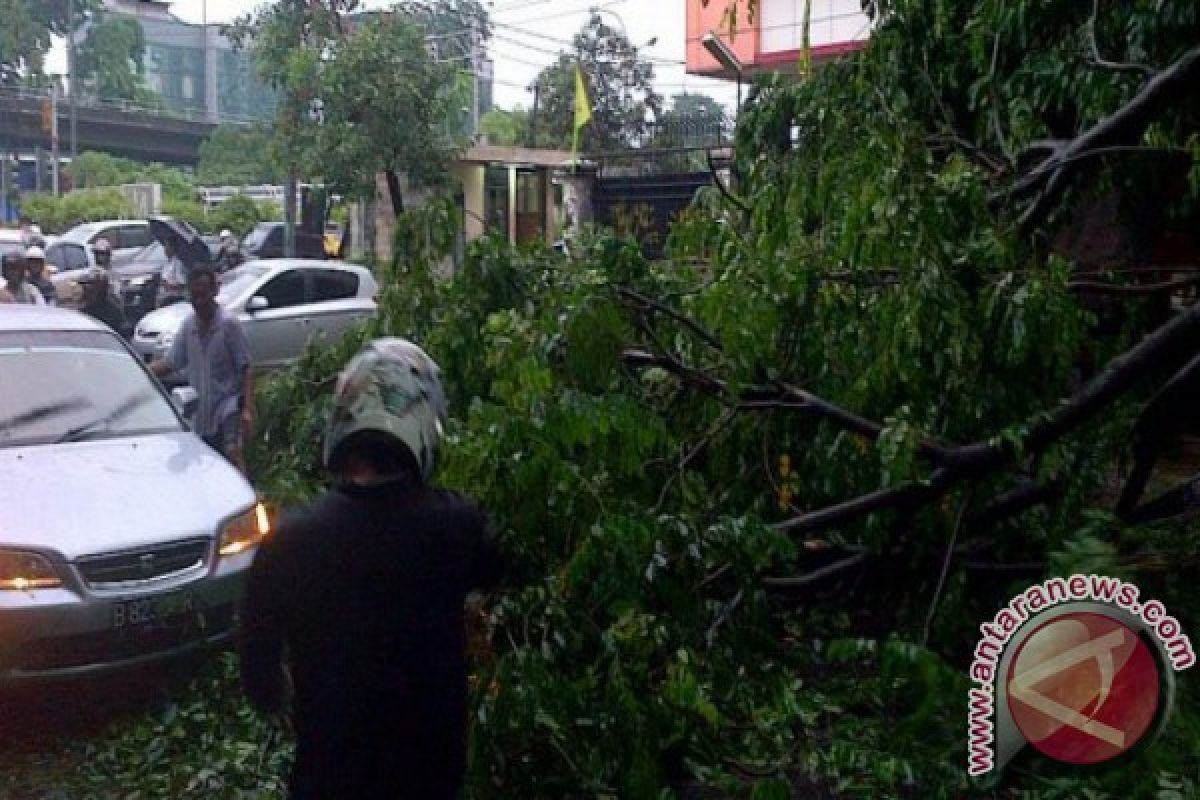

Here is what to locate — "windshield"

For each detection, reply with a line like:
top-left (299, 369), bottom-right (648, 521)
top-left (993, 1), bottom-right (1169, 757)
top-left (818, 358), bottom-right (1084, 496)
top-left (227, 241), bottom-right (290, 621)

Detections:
top-left (242, 225), bottom-right (273, 251)
top-left (0, 331), bottom-right (182, 448)
top-left (131, 241), bottom-right (164, 262)
top-left (217, 265), bottom-right (269, 304)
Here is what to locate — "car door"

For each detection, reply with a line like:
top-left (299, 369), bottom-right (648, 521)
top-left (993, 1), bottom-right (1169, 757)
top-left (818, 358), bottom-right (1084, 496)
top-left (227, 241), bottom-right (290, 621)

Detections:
top-left (306, 268), bottom-right (368, 344)
top-left (240, 268), bottom-right (309, 369)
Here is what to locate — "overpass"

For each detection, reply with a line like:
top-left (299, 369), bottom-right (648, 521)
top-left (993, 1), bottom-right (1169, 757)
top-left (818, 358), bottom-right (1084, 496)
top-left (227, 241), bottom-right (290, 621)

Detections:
top-left (0, 88), bottom-right (257, 166)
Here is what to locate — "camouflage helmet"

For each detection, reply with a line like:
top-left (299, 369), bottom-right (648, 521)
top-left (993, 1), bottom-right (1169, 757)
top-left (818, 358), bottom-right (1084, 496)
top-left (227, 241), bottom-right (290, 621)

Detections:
top-left (323, 338), bottom-right (447, 481)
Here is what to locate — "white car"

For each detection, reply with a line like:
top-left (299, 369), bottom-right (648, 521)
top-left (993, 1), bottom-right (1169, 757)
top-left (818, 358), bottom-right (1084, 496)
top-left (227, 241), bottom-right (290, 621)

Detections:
top-left (133, 260), bottom-right (378, 371)
top-left (0, 306), bottom-right (266, 682)
top-left (49, 220), bottom-right (153, 270)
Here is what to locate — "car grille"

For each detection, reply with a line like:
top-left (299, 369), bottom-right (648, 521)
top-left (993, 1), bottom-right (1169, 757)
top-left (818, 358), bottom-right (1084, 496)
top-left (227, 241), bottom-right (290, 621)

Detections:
top-left (16, 604), bottom-right (234, 673)
top-left (75, 539), bottom-right (211, 588)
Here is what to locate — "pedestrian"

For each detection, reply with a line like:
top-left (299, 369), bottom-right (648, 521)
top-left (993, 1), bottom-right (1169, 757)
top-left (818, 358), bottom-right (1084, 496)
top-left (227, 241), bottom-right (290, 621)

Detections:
top-left (159, 239), bottom-right (188, 306)
top-left (148, 266), bottom-right (255, 473)
top-left (17, 216), bottom-right (35, 248)
top-left (79, 268), bottom-right (129, 335)
top-left (217, 229), bottom-right (242, 272)
top-left (240, 338), bottom-right (504, 800)
top-left (1, 253), bottom-right (45, 305)
top-left (24, 246), bottom-right (57, 306)
top-left (93, 236), bottom-right (114, 270)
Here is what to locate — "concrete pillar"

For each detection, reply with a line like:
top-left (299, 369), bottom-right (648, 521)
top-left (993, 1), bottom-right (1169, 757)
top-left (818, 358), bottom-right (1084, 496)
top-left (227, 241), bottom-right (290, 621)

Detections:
top-left (554, 161), bottom-right (597, 240)
top-left (204, 25), bottom-right (219, 123)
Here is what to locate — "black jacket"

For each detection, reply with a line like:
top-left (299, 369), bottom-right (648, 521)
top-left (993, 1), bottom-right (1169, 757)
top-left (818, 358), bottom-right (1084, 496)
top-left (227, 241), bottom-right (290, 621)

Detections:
top-left (83, 296), bottom-right (128, 336)
top-left (240, 482), bottom-right (502, 800)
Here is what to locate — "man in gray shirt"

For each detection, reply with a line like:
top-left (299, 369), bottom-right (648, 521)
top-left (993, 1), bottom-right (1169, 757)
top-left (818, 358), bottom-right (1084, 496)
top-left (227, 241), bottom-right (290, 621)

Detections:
top-left (151, 266), bottom-right (256, 474)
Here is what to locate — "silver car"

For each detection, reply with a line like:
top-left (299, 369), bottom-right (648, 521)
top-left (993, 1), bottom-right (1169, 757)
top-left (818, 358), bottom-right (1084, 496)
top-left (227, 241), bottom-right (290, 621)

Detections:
top-left (0, 306), bottom-right (266, 682)
top-left (133, 260), bottom-right (378, 371)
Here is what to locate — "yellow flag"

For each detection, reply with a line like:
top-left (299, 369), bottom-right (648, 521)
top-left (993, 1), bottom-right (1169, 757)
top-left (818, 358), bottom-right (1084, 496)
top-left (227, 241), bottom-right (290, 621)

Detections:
top-left (572, 64), bottom-right (592, 154)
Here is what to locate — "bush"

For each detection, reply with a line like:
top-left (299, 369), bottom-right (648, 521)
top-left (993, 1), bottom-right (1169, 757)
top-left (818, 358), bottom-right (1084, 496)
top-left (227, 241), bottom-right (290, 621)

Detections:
top-left (208, 194), bottom-right (279, 238)
top-left (21, 188), bottom-right (138, 233)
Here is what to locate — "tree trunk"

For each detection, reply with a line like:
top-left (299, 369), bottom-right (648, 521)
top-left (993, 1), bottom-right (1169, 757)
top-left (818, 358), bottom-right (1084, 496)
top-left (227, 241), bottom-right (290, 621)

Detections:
top-left (385, 169), bottom-right (405, 218)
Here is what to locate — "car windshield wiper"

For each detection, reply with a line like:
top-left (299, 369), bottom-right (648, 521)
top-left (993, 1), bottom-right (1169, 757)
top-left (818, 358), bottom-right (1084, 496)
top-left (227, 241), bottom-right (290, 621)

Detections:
top-left (55, 390), bottom-right (156, 444)
top-left (0, 398), bottom-right (89, 435)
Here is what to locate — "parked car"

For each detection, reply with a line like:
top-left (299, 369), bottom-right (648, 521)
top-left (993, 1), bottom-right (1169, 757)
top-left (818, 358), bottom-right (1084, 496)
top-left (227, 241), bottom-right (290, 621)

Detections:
top-left (50, 219), bottom-right (219, 322)
top-left (0, 305), bottom-right (266, 682)
top-left (53, 220), bottom-right (153, 268)
top-left (242, 222), bottom-right (326, 261)
top-left (133, 260), bottom-right (378, 372)
top-left (0, 230), bottom-right (25, 261)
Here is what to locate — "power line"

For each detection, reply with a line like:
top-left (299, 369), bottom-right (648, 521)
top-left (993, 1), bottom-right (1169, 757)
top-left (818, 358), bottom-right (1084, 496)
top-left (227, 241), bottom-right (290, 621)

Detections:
top-left (492, 20), bottom-right (686, 66)
top-left (490, 0), bottom-right (551, 14)
top-left (501, 0), bottom-right (625, 27)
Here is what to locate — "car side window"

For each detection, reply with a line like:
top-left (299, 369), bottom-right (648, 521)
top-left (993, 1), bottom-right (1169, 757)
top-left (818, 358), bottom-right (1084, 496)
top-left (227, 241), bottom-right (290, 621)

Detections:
top-left (256, 270), bottom-right (307, 309)
top-left (119, 225), bottom-right (152, 250)
top-left (56, 244), bottom-right (89, 270)
top-left (311, 270), bottom-right (359, 302)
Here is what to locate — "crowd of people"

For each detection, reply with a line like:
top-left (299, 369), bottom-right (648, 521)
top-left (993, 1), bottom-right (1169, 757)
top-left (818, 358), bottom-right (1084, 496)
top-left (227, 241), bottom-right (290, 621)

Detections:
top-left (1, 216), bottom-right (244, 330)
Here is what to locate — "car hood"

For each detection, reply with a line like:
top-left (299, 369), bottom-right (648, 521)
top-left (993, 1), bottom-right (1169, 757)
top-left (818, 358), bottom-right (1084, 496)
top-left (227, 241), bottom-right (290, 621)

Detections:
top-left (136, 302), bottom-right (194, 336)
top-left (0, 432), bottom-right (256, 560)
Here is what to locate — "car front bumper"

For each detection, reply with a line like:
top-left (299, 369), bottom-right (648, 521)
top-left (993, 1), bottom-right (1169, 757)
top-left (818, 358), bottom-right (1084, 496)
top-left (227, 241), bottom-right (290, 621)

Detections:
top-left (0, 548), bottom-right (256, 684)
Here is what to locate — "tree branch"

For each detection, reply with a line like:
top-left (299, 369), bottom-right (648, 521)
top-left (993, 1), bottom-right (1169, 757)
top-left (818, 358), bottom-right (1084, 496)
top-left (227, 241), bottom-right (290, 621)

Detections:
top-left (1069, 274), bottom-right (1200, 295)
top-left (615, 287), bottom-right (724, 351)
top-left (761, 551), bottom-right (868, 589)
top-left (1004, 44), bottom-right (1200, 227)
top-left (1085, 0), bottom-right (1155, 77)
top-left (622, 349), bottom-right (953, 463)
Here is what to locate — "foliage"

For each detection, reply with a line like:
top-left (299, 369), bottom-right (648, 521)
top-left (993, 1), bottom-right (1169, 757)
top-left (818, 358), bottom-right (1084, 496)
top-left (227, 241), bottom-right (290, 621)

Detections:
top-left (161, 196), bottom-right (208, 230)
top-left (197, 126), bottom-right (283, 186)
top-left (65, 150), bottom-right (195, 205)
top-left (20, 187), bottom-right (135, 231)
top-left (208, 194), bottom-right (281, 237)
top-left (528, 13), bottom-right (663, 151)
top-left (480, 107), bottom-right (530, 147)
top-left (13, 0), bottom-right (1200, 798)
top-left (0, 0), bottom-right (93, 86)
top-left (0, 652), bottom-right (291, 799)
top-left (317, 12), bottom-right (466, 214)
top-left (230, 0), bottom-right (482, 217)
top-left (239, 0), bottom-right (1200, 794)
top-left (75, 12), bottom-right (159, 106)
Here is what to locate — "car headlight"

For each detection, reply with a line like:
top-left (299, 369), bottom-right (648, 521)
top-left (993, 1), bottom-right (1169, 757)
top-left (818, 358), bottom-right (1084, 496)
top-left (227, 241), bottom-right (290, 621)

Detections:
top-left (218, 503), bottom-right (271, 557)
top-left (0, 550), bottom-right (63, 591)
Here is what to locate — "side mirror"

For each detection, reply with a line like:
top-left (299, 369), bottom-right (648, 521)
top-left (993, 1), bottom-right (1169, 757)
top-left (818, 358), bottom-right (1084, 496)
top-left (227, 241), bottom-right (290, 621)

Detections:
top-left (171, 386), bottom-right (199, 419)
top-left (247, 295), bottom-right (269, 312)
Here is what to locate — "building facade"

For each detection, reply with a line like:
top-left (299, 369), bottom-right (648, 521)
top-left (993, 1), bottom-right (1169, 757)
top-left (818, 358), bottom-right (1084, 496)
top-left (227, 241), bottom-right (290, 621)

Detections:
top-left (686, 0), bottom-right (871, 78)
top-left (99, 0), bottom-right (276, 122)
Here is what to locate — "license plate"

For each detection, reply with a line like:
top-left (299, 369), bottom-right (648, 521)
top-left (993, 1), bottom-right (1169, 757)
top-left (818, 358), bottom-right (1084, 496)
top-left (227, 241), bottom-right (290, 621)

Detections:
top-left (112, 592), bottom-right (194, 630)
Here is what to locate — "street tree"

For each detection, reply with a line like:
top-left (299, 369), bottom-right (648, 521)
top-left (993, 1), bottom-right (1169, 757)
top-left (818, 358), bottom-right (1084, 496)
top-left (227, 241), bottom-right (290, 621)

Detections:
top-left (481, 107), bottom-right (530, 146)
top-left (529, 13), bottom-right (662, 151)
top-left (197, 126), bottom-right (282, 186)
top-left (319, 13), bottom-right (466, 216)
top-left (75, 14), bottom-right (156, 105)
top-left (0, 0), bottom-right (93, 86)
top-left (653, 92), bottom-right (730, 149)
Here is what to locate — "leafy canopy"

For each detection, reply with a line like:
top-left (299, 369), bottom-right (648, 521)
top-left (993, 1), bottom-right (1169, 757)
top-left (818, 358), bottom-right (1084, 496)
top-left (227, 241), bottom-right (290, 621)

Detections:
top-left (197, 126), bottom-right (283, 186)
top-left (0, 0), bottom-right (93, 86)
top-left (75, 13), bottom-right (158, 105)
top-left (528, 13), bottom-right (663, 151)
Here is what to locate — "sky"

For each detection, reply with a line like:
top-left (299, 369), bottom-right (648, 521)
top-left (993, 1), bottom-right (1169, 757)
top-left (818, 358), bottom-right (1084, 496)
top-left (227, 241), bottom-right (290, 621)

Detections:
top-left (47, 0), bottom-right (740, 112)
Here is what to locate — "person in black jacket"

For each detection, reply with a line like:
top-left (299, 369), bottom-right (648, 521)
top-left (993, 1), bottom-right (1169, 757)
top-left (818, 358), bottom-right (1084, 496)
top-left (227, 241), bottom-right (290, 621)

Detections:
top-left (240, 338), bottom-right (502, 800)
top-left (79, 268), bottom-right (129, 336)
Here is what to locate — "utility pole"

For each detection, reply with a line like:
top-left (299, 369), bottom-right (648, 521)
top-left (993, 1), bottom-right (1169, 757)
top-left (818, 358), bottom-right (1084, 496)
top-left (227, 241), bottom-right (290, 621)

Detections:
top-left (51, 85), bottom-right (60, 195)
top-left (469, 15), bottom-right (480, 141)
top-left (68, 0), bottom-right (78, 160)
